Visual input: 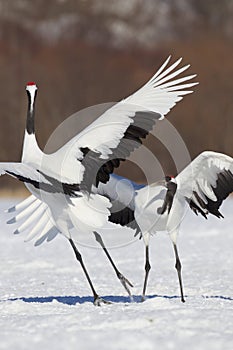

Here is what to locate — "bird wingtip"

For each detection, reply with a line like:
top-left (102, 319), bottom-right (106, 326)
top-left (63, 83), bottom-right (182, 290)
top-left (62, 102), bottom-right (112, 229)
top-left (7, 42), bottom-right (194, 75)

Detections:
top-left (7, 217), bottom-right (16, 224)
top-left (5, 206), bottom-right (16, 213)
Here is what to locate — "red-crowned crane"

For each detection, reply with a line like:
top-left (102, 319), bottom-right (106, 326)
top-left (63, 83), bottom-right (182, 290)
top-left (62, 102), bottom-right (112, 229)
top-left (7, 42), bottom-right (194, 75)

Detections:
top-left (2, 56), bottom-right (197, 304)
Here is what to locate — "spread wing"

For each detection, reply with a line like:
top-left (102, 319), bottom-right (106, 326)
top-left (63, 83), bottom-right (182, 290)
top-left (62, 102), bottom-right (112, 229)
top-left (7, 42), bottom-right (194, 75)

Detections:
top-left (176, 151), bottom-right (233, 218)
top-left (43, 56), bottom-right (198, 192)
top-left (6, 174), bottom-right (144, 244)
top-left (5, 195), bottom-right (60, 246)
top-left (0, 162), bottom-right (50, 187)
top-left (0, 162), bottom-right (80, 196)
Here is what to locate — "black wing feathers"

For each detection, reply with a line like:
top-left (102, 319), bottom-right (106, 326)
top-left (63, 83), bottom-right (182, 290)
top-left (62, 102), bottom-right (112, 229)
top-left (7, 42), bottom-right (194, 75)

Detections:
top-left (6, 170), bottom-right (81, 196)
top-left (38, 170), bottom-right (81, 196)
top-left (80, 111), bottom-right (160, 192)
top-left (108, 199), bottom-right (141, 236)
top-left (205, 170), bottom-right (233, 218)
top-left (188, 169), bottom-right (233, 219)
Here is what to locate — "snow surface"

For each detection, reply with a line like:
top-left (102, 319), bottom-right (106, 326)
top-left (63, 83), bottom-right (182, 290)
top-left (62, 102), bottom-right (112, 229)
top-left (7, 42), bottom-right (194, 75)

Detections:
top-left (0, 198), bottom-right (233, 350)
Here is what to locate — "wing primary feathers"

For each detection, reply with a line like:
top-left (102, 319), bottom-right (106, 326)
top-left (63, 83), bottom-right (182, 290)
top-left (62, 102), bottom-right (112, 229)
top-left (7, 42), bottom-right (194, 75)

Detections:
top-left (186, 197), bottom-right (208, 219)
top-left (189, 169), bottom-right (233, 219)
top-left (5, 195), bottom-right (36, 213)
top-left (205, 170), bottom-right (233, 218)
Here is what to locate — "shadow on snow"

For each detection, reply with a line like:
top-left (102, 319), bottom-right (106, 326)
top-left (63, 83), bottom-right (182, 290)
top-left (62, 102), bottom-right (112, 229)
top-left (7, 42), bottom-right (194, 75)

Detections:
top-left (5, 294), bottom-right (233, 305)
top-left (202, 295), bottom-right (233, 301)
top-left (7, 294), bottom-right (181, 305)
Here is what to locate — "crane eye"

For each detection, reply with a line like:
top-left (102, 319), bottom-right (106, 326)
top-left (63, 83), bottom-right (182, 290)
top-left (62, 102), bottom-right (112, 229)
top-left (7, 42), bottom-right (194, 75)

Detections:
top-left (165, 175), bottom-right (171, 182)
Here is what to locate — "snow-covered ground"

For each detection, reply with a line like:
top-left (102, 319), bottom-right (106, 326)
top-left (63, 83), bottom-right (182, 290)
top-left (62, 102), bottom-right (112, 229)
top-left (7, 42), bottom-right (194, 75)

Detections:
top-left (0, 198), bottom-right (232, 350)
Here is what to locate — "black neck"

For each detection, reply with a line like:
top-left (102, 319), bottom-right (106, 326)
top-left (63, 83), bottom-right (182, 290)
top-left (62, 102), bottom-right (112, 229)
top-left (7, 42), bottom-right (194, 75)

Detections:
top-left (157, 181), bottom-right (177, 215)
top-left (26, 89), bottom-right (37, 134)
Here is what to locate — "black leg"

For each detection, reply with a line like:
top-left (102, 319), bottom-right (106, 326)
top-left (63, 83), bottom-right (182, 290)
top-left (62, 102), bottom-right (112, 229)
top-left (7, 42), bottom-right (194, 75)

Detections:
top-left (173, 243), bottom-right (185, 303)
top-left (93, 231), bottom-right (133, 296)
top-left (69, 238), bottom-right (111, 306)
top-left (141, 244), bottom-right (151, 302)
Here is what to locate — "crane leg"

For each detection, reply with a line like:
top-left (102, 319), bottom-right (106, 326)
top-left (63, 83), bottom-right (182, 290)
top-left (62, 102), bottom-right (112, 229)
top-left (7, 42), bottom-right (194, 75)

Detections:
top-left (93, 231), bottom-right (133, 296)
top-left (141, 244), bottom-right (151, 302)
top-left (173, 243), bottom-right (185, 303)
top-left (69, 238), bottom-right (111, 306)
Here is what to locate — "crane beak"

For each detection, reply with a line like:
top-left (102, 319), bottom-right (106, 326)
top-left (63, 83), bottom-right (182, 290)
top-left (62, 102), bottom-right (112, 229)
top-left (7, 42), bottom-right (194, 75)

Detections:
top-left (150, 179), bottom-right (166, 187)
